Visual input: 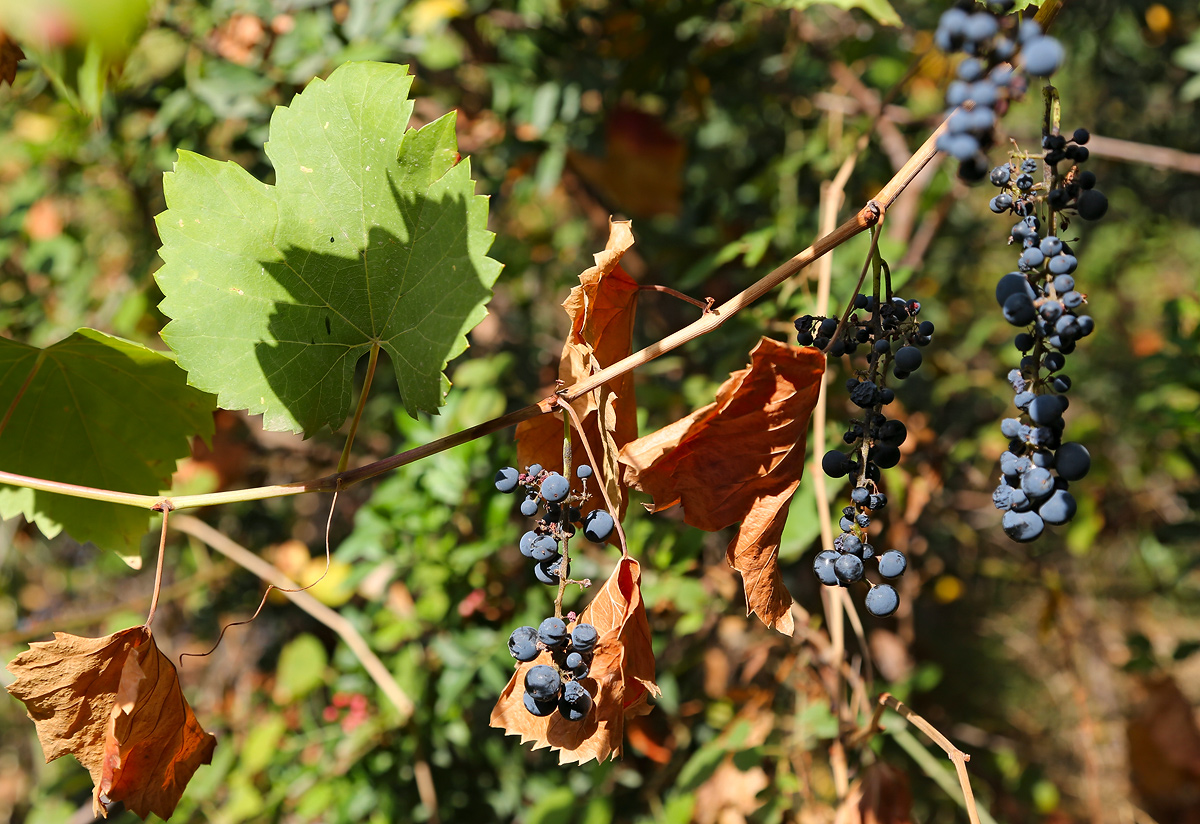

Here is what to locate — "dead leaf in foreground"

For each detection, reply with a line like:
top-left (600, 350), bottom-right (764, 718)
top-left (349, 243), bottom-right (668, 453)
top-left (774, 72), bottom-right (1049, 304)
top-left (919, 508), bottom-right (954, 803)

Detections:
top-left (6, 625), bottom-right (216, 820)
top-left (0, 30), bottom-right (23, 86)
top-left (619, 338), bottom-right (824, 634)
top-left (490, 556), bottom-right (658, 764)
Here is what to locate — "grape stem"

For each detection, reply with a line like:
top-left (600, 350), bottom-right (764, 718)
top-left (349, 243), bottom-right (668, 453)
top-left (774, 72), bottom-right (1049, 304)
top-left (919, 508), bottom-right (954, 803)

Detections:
top-left (820, 207), bottom-right (886, 356)
top-left (555, 397), bottom-right (629, 559)
top-left (554, 412), bottom-right (573, 619)
top-left (144, 501), bottom-right (173, 629)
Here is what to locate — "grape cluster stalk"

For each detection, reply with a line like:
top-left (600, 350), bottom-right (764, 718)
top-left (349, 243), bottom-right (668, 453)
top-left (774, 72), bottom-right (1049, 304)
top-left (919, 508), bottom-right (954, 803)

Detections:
top-left (986, 124), bottom-right (1103, 541)
top-left (798, 264), bottom-right (931, 616)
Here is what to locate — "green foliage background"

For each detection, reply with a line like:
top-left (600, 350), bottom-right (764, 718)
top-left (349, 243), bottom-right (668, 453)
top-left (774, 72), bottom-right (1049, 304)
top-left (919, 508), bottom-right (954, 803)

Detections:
top-left (1, 0), bottom-right (1199, 822)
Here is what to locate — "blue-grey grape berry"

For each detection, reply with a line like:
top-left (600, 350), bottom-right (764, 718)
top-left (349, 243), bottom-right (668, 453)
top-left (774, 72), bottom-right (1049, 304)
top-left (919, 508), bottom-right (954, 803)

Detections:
top-left (523, 691), bottom-right (557, 717)
top-left (494, 467), bottom-right (519, 493)
top-left (525, 664), bottom-right (561, 702)
top-left (537, 617), bottom-right (568, 649)
top-left (835, 554), bottom-right (864, 585)
top-left (559, 680), bottom-right (593, 721)
top-left (530, 534), bottom-right (559, 561)
top-left (813, 550), bottom-right (839, 586)
top-left (508, 626), bottom-right (539, 661)
top-left (1023, 35), bottom-right (1064, 77)
top-left (877, 550), bottom-right (907, 579)
top-left (576, 464), bottom-right (593, 479)
top-left (540, 472), bottom-right (570, 503)
top-left (535, 555), bottom-right (565, 584)
top-left (583, 509), bottom-right (615, 542)
top-left (571, 623), bottom-right (598, 654)
top-left (865, 584), bottom-right (899, 617)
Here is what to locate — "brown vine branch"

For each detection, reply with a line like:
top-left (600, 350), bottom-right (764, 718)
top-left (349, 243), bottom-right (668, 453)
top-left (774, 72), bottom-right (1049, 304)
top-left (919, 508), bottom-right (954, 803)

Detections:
top-left (173, 512), bottom-right (416, 720)
top-left (0, 116), bottom-right (948, 515)
top-left (880, 692), bottom-right (983, 824)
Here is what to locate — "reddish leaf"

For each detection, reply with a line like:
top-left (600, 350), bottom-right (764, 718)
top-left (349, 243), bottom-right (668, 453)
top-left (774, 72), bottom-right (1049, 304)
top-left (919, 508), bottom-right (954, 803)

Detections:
top-left (1128, 675), bottom-right (1200, 812)
top-left (620, 338), bottom-right (824, 634)
top-left (490, 557), bottom-right (658, 764)
top-left (0, 29), bottom-right (24, 86)
top-left (6, 626), bottom-right (216, 820)
top-left (568, 106), bottom-right (686, 217)
top-left (840, 763), bottom-right (914, 824)
top-left (516, 219), bottom-right (640, 519)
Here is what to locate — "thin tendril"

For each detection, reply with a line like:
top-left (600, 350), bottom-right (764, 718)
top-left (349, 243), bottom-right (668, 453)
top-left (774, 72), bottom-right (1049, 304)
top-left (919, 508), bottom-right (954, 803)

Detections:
top-left (180, 484), bottom-right (342, 666)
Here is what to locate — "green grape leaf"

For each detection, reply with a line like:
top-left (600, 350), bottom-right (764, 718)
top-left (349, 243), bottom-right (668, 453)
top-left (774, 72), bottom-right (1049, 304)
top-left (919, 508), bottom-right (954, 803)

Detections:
top-left (756, 0), bottom-right (902, 27)
top-left (0, 329), bottom-right (215, 566)
top-left (155, 61), bottom-right (502, 435)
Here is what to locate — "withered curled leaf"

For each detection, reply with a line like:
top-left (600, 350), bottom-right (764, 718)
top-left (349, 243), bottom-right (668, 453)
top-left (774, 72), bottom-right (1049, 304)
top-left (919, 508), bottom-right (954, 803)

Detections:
top-left (6, 625), bottom-right (216, 820)
top-left (490, 557), bottom-right (658, 764)
top-left (516, 219), bottom-right (640, 520)
top-left (619, 337), bottom-right (824, 634)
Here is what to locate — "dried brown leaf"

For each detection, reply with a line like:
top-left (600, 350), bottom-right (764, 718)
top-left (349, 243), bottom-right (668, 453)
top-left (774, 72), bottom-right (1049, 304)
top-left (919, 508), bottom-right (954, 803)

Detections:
top-left (619, 338), bottom-right (823, 633)
top-left (489, 557), bottom-right (658, 764)
top-left (840, 763), bottom-right (914, 824)
top-left (726, 487), bottom-right (797, 635)
top-left (6, 626), bottom-right (216, 820)
top-left (619, 337), bottom-right (824, 531)
top-left (694, 759), bottom-right (770, 824)
top-left (516, 219), bottom-right (640, 520)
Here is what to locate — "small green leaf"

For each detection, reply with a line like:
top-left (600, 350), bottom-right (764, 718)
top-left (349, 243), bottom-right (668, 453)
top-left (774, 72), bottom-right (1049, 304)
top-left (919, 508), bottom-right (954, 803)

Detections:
top-left (755, 0), bottom-right (902, 27)
top-left (273, 633), bottom-right (328, 704)
top-left (156, 61), bottom-right (503, 435)
top-left (0, 329), bottom-right (214, 565)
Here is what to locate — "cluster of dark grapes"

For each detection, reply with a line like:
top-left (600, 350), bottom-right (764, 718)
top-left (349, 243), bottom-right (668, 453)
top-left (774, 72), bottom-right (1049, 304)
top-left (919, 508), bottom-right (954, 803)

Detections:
top-left (935, 1), bottom-right (1064, 181)
top-left (508, 617), bottom-right (598, 720)
top-left (494, 463), bottom-right (616, 583)
top-left (796, 294), bottom-right (932, 617)
top-left (986, 133), bottom-right (1102, 541)
top-left (989, 131), bottom-right (1108, 224)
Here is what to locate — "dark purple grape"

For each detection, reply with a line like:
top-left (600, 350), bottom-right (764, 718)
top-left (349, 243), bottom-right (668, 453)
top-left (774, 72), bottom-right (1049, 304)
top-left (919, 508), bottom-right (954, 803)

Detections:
top-left (1055, 442), bottom-right (1091, 480)
top-left (559, 680), bottom-right (592, 722)
top-left (525, 664), bottom-right (562, 702)
top-left (582, 509), bottom-right (615, 542)
top-left (1038, 489), bottom-right (1077, 525)
top-left (865, 584), bottom-right (899, 617)
top-left (571, 623), bottom-right (598, 653)
top-left (834, 555), bottom-right (864, 585)
top-left (1023, 35), bottom-right (1064, 76)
